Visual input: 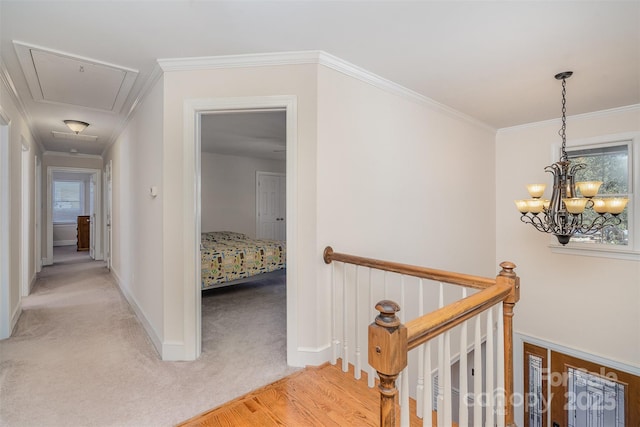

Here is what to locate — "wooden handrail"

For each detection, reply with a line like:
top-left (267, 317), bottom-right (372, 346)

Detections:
top-left (323, 246), bottom-right (496, 289)
top-left (326, 246), bottom-right (520, 427)
top-left (406, 281), bottom-right (512, 351)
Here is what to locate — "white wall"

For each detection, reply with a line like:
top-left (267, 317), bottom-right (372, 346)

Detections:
top-left (496, 106), bottom-right (640, 368)
top-left (162, 64), bottom-right (318, 360)
top-left (201, 152), bottom-right (285, 238)
top-left (0, 75), bottom-right (41, 338)
top-left (103, 75), bottom-right (165, 353)
top-left (52, 224), bottom-right (76, 246)
top-left (156, 60), bottom-right (497, 363)
top-left (316, 64), bottom-right (498, 358)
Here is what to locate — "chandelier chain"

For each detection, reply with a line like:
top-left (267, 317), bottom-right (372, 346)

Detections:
top-left (559, 77), bottom-right (568, 161)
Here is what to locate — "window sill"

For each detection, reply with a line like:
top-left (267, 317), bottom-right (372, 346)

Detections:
top-left (549, 243), bottom-right (640, 261)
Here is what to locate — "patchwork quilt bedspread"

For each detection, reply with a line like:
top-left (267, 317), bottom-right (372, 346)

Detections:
top-left (200, 231), bottom-right (286, 290)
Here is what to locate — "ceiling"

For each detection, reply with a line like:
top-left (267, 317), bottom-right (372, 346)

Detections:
top-left (1, 1), bottom-right (638, 157)
top-left (201, 110), bottom-right (286, 161)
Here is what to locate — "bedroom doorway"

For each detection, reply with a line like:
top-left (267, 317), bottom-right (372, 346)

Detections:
top-left (45, 167), bottom-right (102, 265)
top-left (188, 96), bottom-right (298, 363)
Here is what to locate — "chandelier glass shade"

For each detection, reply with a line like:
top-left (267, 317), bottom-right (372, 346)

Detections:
top-left (515, 71), bottom-right (628, 245)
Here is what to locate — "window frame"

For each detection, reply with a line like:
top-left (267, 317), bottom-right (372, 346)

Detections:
top-left (52, 179), bottom-right (85, 224)
top-left (549, 132), bottom-right (640, 260)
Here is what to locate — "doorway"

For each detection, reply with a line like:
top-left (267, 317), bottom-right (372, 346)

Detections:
top-left (104, 160), bottom-right (112, 271)
top-left (184, 95), bottom-right (298, 362)
top-left (45, 167), bottom-right (102, 265)
top-left (20, 138), bottom-right (30, 296)
top-left (0, 109), bottom-right (10, 338)
top-left (523, 342), bottom-right (640, 427)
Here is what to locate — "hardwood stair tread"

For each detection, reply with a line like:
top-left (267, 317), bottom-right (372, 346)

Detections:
top-left (178, 360), bottom-right (427, 426)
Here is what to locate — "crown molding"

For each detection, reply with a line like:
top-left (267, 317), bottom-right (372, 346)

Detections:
top-left (157, 50), bottom-right (495, 133)
top-left (497, 103), bottom-right (640, 134)
top-left (315, 52), bottom-right (495, 133)
top-left (43, 150), bottom-right (103, 160)
top-left (0, 61), bottom-right (46, 153)
top-left (157, 50), bottom-right (321, 71)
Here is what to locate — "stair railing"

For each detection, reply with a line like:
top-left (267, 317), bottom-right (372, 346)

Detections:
top-left (324, 246), bottom-right (520, 427)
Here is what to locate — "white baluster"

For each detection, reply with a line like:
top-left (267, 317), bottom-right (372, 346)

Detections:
top-left (342, 263), bottom-right (348, 372)
top-left (485, 307), bottom-right (495, 427)
top-left (354, 266), bottom-right (361, 380)
top-left (474, 314), bottom-right (482, 427)
top-left (399, 275), bottom-right (409, 427)
top-left (496, 303), bottom-right (505, 427)
top-left (437, 283), bottom-right (444, 427)
top-left (459, 288), bottom-right (469, 427)
top-left (423, 341), bottom-right (433, 427)
top-left (331, 261), bottom-right (337, 365)
top-left (417, 279), bottom-right (425, 419)
top-left (444, 331), bottom-right (452, 427)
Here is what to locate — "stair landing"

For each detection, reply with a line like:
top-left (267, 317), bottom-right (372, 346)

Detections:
top-left (178, 361), bottom-right (425, 426)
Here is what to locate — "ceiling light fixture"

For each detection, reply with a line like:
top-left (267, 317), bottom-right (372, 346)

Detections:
top-left (514, 71), bottom-right (628, 245)
top-left (63, 120), bottom-right (90, 134)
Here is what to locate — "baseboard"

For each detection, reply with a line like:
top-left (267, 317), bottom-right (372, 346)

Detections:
top-left (109, 268), bottom-right (163, 359)
top-left (295, 344), bottom-right (332, 367)
top-left (162, 341), bottom-right (188, 361)
top-left (42, 257), bottom-right (52, 266)
top-left (29, 273), bottom-right (36, 293)
top-left (10, 300), bottom-right (22, 335)
top-left (53, 240), bottom-right (76, 247)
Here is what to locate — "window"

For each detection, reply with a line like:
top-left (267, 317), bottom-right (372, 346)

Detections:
top-left (53, 180), bottom-right (84, 223)
top-left (567, 143), bottom-right (630, 246)
top-left (551, 133), bottom-right (640, 260)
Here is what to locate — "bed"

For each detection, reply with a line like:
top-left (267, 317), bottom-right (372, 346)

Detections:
top-left (200, 231), bottom-right (286, 290)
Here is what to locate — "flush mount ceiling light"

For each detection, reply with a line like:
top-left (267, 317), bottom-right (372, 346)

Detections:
top-left (514, 71), bottom-right (628, 245)
top-left (63, 120), bottom-right (90, 134)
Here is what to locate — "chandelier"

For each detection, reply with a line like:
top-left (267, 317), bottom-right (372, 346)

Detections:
top-left (514, 71), bottom-right (628, 245)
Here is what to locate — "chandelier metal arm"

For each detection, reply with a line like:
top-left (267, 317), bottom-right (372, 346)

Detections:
top-left (520, 212), bottom-right (623, 239)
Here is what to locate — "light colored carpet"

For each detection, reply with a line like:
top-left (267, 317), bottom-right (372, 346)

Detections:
top-left (0, 256), bottom-right (297, 427)
top-left (52, 244), bottom-right (91, 264)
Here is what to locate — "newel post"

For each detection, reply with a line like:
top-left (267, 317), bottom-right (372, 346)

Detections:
top-left (368, 300), bottom-right (408, 427)
top-left (497, 261), bottom-right (520, 427)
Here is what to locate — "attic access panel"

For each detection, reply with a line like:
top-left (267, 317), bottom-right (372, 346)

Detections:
top-left (14, 41), bottom-right (138, 112)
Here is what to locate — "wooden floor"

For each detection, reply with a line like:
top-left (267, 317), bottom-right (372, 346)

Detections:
top-left (178, 361), bottom-right (427, 426)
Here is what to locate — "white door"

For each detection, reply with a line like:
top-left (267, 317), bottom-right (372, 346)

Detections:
top-left (0, 114), bottom-right (11, 338)
top-left (35, 156), bottom-right (41, 272)
top-left (20, 140), bottom-right (30, 297)
top-left (256, 172), bottom-right (285, 240)
top-left (89, 174), bottom-right (96, 259)
top-left (105, 161), bottom-right (112, 270)
top-left (276, 175), bottom-right (286, 240)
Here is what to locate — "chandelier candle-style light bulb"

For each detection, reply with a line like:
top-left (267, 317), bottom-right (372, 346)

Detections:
top-left (514, 71), bottom-right (628, 245)
top-left (576, 181), bottom-right (602, 198)
top-left (526, 184), bottom-right (546, 198)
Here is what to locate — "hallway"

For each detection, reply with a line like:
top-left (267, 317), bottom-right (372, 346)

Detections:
top-left (0, 257), bottom-right (296, 426)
